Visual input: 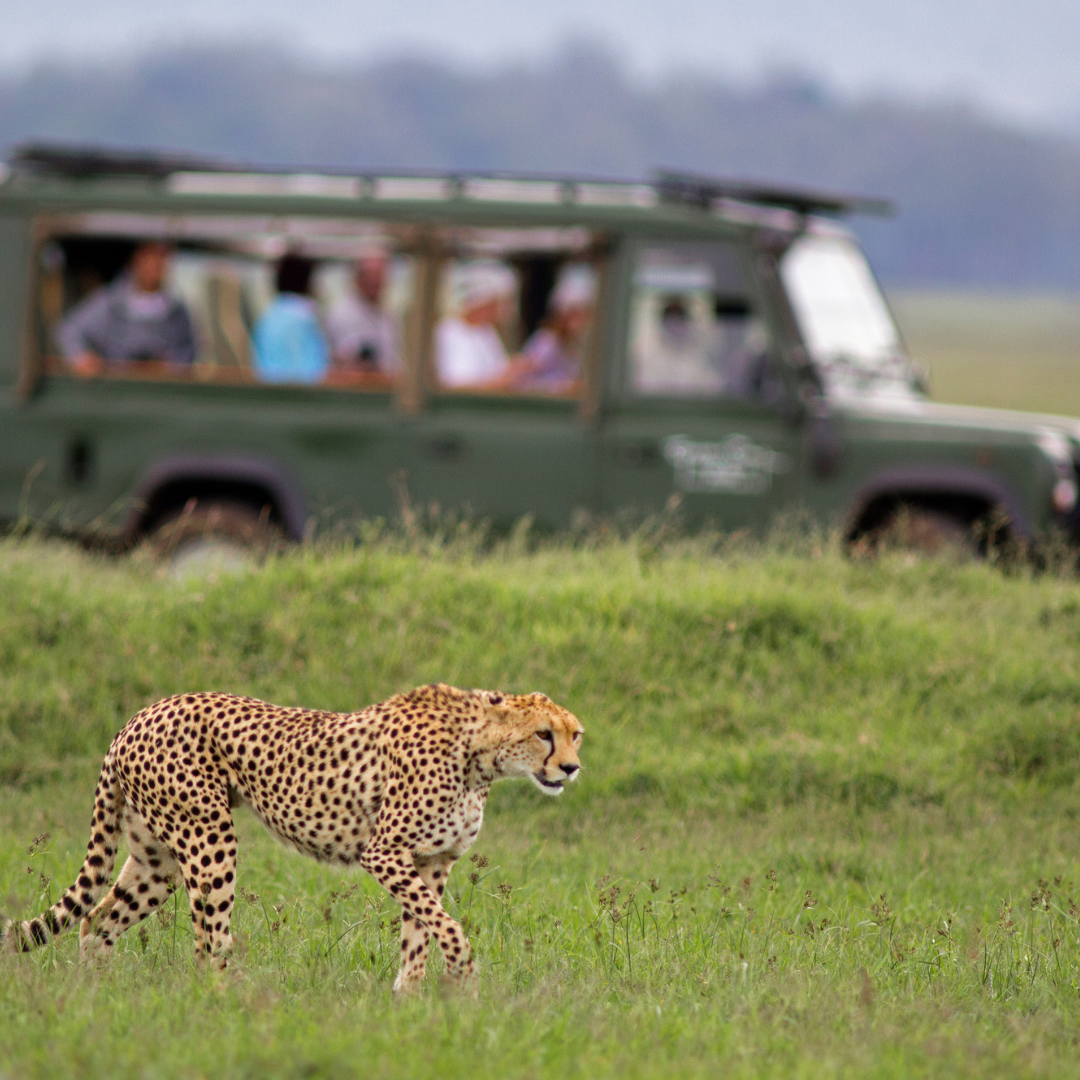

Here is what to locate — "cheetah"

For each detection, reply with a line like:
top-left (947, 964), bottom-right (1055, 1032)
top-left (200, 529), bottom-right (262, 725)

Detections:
top-left (2, 683), bottom-right (583, 992)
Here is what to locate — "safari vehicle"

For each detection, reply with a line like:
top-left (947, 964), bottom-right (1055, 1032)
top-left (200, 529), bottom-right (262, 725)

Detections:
top-left (1, 143), bottom-right (1078, 558)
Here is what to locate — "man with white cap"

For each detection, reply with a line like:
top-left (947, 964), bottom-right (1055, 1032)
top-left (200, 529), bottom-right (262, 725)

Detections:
top-left (436, 261), bottom-right (517, 389)
top-left (511, 263), bottom-right (595, 394)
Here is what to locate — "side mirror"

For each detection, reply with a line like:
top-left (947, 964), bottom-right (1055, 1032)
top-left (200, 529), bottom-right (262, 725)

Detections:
top-left (910, 361), bottom-right (931, 396)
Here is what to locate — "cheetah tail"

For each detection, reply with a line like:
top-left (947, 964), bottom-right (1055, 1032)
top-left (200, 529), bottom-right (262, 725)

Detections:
top-left (3, 752), bottom-right (124, 953)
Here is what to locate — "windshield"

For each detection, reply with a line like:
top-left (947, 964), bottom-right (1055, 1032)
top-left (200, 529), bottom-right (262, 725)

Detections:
top-left (781, 234), bottom-right (920, 403)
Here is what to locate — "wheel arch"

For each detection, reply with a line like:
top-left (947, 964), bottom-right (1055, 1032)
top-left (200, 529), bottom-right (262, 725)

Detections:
top-left (123, 455), bottom-right (309, 542)
top-left (844, 466), bottom-right (1031, 542)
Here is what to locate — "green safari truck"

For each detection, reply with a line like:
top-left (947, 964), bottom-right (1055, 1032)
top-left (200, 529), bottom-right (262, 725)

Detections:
top-left (1, 144), bottom-right (1078, 554)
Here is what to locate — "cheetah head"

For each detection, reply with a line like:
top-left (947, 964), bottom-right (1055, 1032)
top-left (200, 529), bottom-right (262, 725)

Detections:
top-left (480, 690), bottom-right (584, 796)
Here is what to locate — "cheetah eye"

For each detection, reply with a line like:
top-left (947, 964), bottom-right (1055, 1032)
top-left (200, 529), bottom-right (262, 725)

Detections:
top-left (573, 732), bottom-right (582, 743)
top-left (535, 730), bottom-right (554, 745)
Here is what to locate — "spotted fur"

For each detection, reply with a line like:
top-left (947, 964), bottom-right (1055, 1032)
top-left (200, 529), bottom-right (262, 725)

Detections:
top-left (2, 683), bottom-right (583, 991)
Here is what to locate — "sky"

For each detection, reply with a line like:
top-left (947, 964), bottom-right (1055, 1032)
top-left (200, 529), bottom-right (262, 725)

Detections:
top-left (1, 0), bottom-right (1078, 131)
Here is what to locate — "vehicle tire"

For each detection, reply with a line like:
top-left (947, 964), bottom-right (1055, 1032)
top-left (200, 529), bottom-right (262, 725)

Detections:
top-left (874, 504), bottom-right (975, 556)
top-left (150, 499), bottom-right (284, 577)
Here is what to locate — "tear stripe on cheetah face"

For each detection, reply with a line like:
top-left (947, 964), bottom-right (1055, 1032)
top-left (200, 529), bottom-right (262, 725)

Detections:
top-left (2, 684), bottom-right (583, 991)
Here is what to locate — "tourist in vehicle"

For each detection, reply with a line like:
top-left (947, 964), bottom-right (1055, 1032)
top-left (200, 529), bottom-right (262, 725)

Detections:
top-left (711, 296), bottom-right (776, 400)
top-left (632, 293), bottom-right (724, 395)
top-left (56, 240), bottom-right (196, 374)
top-left (325, 251), bottom-right (399, 375)
top-left (510, 264), bottom-right (595, 394)
top-left (436, 261), bottom-right (517, 390)
top-left (252, 253), bottom-right (330, 384)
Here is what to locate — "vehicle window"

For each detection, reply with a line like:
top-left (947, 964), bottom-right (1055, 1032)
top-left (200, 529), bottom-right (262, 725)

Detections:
top-left (629, 242), bottom-right (773, 399)
top-left (38, 215), bottom-right (416, 391)
top-left (435, 228), bottom-right (597, 397)
top-left (780, 234), bottom-right (900, 368)
top-left (780, 233), bottom-right (923, 403)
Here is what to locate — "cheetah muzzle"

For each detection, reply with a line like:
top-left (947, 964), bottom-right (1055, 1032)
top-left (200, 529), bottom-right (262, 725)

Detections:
top-left (2, 683), bottom-right (584, 993)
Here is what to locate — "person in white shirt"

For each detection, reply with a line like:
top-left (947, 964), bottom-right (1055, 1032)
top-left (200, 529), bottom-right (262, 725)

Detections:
top-left (325, 253), bottom-right (400, 374)
top-left (633, 294), bottom-right (724, 396)
top-left (436, 262), bottom-right (517, 390)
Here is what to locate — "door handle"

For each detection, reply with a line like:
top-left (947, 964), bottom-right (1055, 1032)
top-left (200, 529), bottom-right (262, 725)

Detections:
top-left (67, 435), bottom-right (94, 484)
top-left (616, 441), bottom-right (662, 467)
top-left (424, 434), bottom-right (466, 462)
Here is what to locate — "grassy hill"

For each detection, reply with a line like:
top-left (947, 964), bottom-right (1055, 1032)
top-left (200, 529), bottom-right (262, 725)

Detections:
top-left (891, 290), bottom-right (1080, 417)
top-left (3, 534), bottom-right (1080, 1077)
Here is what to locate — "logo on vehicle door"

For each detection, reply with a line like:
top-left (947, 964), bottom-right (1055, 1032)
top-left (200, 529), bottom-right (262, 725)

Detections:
top-left (662, 434), bottom-right (791, 494)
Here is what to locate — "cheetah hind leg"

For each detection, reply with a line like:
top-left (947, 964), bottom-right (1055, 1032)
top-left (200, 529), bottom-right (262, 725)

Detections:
top-left (79, 816), bottom-right (180, 963)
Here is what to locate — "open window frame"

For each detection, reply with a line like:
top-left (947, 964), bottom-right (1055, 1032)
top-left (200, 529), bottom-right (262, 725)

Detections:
top-left (25, 211), bottom-right (430, 402)
top-left (414, 225), bottom-right (612, 415)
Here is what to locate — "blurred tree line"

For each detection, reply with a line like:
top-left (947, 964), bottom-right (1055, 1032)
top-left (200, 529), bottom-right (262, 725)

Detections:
top-left (2, 42), bottom-right (1079, 288)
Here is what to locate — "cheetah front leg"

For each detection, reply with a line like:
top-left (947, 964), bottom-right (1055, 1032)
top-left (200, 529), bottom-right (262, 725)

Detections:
top-left (362, 846), bottom-right (475, 994)
top-left (394, 853), bottom-right (457, 994)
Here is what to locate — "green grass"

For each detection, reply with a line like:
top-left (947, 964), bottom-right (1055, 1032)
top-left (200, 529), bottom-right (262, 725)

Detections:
top-left (4, 532), bottom-right (1080, 1077)
top-left (889, 290), bottom-right (1080, 416)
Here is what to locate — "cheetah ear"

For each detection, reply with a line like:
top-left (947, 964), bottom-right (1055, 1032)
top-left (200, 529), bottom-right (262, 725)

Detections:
top-left (478, 690), bottom-right (511, 718)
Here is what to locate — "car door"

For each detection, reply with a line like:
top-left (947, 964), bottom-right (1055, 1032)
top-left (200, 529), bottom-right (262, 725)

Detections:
top-left (406, 394), bottom-right (594, 531)
top-left (600, 238), bottom-right (803, 531)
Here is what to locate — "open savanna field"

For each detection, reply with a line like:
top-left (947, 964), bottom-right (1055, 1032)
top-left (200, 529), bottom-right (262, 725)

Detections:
top-left (890, 290), bottom-right (1080, 417)
top-left (2, 532), bottom-right (1080, 1079)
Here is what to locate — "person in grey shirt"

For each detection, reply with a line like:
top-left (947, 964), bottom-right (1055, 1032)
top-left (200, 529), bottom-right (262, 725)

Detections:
top-left (57, 241), bottom-right (196, 375)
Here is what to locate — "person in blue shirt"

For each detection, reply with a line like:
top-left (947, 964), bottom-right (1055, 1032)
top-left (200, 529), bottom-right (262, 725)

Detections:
top-left (253, 253), bottom-right (330, 384)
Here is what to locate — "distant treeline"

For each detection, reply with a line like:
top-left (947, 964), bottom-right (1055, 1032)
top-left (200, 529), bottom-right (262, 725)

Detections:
top-left (3, 43), bottom-right (1080, 288)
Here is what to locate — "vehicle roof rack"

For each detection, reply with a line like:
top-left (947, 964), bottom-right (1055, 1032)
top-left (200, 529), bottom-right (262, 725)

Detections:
top-left (8, 143), bottom-right (893, 218)
top-left (654, 170), bottom-right (893, 217)
top-left (9, 143), bottom-right (242, 179)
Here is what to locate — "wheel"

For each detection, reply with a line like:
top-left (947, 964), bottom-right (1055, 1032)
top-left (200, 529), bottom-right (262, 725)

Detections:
top-left (150, 499), bottom-right (284, 577)
top-left (874, 505), bottom-right (975, 556)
